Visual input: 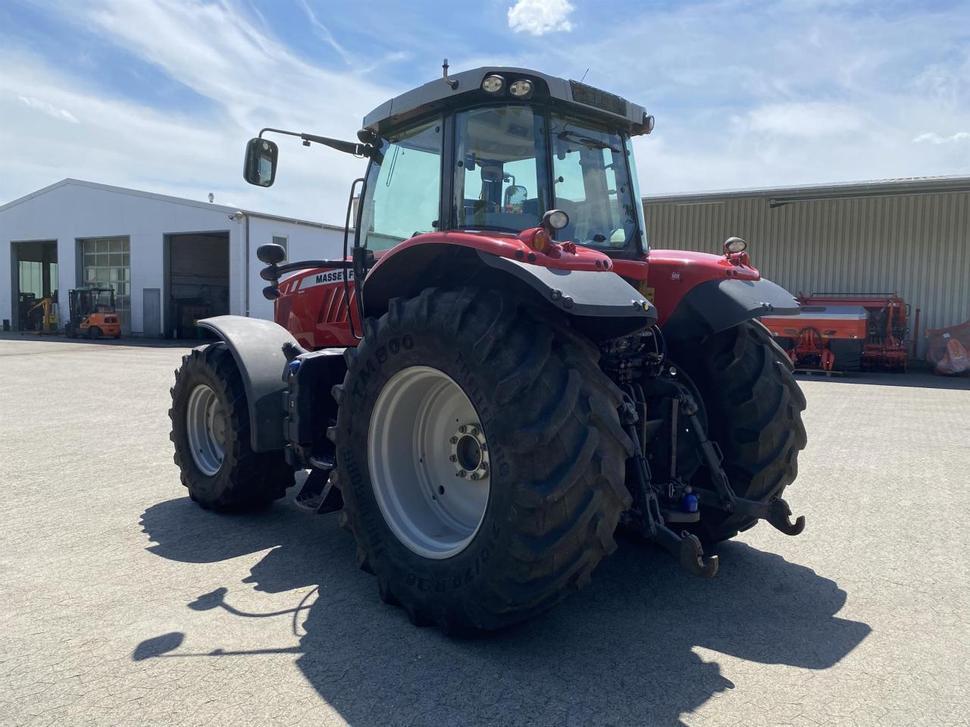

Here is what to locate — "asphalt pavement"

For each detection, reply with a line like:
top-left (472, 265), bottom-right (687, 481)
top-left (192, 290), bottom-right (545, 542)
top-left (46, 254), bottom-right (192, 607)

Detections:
top-left (1, 335), bottom-right (968, 726)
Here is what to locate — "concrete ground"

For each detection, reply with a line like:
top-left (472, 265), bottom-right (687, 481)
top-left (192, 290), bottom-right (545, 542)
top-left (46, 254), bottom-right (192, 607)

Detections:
top-left (1, 335), bottom-right (969, 727)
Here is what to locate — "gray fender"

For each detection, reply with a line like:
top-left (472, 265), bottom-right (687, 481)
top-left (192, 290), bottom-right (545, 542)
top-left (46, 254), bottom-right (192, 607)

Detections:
top-left (197, 315), bottom-right (297, 452)
top-left (477, 251), bottom-right (657, 322)
top-left (663, 278), bottom-right (799, 341)
top-left (362, 243), bottom-right (656, 341)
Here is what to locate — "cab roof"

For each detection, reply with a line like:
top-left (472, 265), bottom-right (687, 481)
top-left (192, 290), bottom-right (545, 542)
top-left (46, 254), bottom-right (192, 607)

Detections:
top-left (362, 66), bottom-right (651, 137)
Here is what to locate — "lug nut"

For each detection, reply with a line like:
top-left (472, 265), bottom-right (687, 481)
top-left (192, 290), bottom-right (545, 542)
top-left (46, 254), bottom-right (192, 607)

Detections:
top-left (470, 473), bottom-right (479, 480)
top-left (449, 454), bottom-right (457, 462)
top-left (450, 436), bottom-right (458, 444)
top-left (457, 470), bottom-right (466, 478)
top-left (459, 425), bottom-right (468, 434)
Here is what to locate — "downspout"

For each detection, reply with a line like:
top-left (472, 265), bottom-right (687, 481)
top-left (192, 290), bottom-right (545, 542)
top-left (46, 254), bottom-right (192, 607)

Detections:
top-left (246, 213), bottom-right (251, 317)
top-left (235, 211), bottom-right (250, 317)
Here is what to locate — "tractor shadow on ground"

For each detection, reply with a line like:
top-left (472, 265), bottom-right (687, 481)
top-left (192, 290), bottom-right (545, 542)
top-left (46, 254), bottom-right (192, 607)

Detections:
top-left (139, 493), bottom-right (871, 726)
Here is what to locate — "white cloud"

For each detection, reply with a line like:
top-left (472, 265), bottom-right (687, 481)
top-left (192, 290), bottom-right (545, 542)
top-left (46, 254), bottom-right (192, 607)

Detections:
top-left (17, 95), bottom-right (79, 123)
top-left (490, 0), bottom-right (970, 193)
top-left (913, 131), bottom-right (970, 145)
top-left (4, 0), bottom-right (970, 214)
top-left (507, 0), bottom-right (574, 36)
top-left (0, 0), bottom-right (400, 223)
top-left (741, 102), bottom-right (865, 138)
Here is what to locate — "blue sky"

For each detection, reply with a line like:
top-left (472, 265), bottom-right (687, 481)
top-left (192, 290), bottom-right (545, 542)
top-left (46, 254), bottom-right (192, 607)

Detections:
top-left (2, 0), bottom-right (969, 222)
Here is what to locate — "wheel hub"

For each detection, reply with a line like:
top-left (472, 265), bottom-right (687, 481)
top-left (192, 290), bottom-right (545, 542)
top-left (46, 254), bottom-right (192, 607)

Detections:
top-left (186, 383), bottom-right (226, 477)
top-left (450, 425), bottom-right (489, 480)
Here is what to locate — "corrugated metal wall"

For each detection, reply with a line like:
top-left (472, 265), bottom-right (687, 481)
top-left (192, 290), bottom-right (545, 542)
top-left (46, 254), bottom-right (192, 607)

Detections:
top-left (644, 191), bottom-right (970, 357)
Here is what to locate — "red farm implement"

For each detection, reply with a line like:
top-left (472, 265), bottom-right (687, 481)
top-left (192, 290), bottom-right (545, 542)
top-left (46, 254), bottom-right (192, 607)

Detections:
top-left (764, 293), bottom-right (911, 372)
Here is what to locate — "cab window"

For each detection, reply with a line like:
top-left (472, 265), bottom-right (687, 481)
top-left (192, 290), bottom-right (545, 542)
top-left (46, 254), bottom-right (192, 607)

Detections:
top-left (363, 119), bottom-right (442, 251)
top-left (454, 106), bottom-right (545, 232)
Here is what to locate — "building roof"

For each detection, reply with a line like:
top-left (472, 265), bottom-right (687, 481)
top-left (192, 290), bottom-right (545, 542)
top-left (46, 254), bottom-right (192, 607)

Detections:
top-left (644, 175), bottom-right (970, 206)
top-left (0, 178), bottom-right (344, 231)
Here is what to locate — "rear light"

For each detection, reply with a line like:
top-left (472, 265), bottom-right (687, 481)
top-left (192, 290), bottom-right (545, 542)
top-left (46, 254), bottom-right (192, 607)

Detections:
top-left (509, 79), bottom-right (533, 98)
top-left (529, 228), bottom-right (552, 253)
top-left (481, 74), bottom-right (504, 93)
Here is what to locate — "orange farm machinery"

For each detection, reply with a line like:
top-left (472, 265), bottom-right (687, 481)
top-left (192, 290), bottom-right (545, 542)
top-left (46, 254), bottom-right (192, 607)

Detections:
top-left (763, 293), bottom-right (911, 372)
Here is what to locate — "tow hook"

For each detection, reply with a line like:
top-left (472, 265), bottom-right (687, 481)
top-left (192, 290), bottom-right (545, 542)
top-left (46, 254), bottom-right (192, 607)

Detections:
top-left (762, 497), bottom-right (806, 536)
top-left (668, 383), bottom-right (807, 537)
top-left (652, 524), bottom-right (719, 578)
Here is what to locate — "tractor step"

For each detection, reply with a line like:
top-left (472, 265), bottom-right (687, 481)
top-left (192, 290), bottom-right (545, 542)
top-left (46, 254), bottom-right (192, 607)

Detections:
top-left (294, 468), bottom-right (343, 513)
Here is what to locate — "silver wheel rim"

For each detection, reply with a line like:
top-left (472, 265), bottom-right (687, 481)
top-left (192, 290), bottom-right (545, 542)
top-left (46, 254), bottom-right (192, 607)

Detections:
top-left (368, 366), bottom-right (490, 560)
top-left (186, 384), bottom-right (226, 476)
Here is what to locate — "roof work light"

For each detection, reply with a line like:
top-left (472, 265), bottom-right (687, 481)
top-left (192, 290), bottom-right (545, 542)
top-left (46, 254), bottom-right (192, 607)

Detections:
top-left (481, 75), bottom-right (504, 93)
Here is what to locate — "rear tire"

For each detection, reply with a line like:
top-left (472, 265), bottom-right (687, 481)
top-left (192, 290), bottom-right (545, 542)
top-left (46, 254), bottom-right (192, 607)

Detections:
top-left (335, 288), bottom-right (634, 632)
top-left (670, 320), bottom-right (807, 543)
top-left (169, 343), bottom-right (293, 510)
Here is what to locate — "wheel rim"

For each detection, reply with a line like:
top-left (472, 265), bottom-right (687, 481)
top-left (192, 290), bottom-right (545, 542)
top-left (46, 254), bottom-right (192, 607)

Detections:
top-left (368, 366), bottom-right (490, 560)
top-left (186, 384), bottom-right (227, 476)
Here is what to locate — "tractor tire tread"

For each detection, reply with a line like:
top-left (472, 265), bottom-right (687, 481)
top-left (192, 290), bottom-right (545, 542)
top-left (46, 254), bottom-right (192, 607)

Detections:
top-left (169, 343), bottom-right (293, 511)
top-left (337, 287), bottom-right (632, 632)
top-left (671, 320), bottom-right (807, 543)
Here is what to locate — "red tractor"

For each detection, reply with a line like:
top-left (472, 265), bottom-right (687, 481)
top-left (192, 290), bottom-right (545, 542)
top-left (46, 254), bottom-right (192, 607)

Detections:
top-left (169, 65), bottom-right (807, 632)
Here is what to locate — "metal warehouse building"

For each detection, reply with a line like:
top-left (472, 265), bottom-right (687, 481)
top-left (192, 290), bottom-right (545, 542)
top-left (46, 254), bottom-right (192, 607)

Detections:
top-left (644, 176), bottom-right (970, 357)
top-left (1, 179), bottom-right (343, 336)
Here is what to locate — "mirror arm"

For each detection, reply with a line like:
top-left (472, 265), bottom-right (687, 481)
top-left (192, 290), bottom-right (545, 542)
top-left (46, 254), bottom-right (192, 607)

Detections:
top-left (258, 128), bottom-right (376, 158)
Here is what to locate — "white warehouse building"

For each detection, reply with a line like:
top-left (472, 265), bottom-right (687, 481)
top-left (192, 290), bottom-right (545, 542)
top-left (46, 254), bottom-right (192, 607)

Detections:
top-left (0, 179), bottom-right (344, 337)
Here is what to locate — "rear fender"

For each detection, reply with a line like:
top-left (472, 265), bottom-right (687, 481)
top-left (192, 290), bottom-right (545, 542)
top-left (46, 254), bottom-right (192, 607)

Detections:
top-left (662, 278), bottom-right (800, 341)
top-left (196, 315), bottom-right (297, 452)
top-left (363, 243), bottom-right (657, 341)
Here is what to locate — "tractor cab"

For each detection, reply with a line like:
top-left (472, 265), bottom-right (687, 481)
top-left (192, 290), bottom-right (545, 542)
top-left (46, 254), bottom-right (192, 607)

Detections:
top-left (355, 70), bottom-right (652, 260)
top-left (246, 66), bottom-right (654, 261)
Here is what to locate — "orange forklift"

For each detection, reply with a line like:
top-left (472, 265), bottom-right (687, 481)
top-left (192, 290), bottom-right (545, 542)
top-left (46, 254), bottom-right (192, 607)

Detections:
top-left (65, 287), bottom-right (122, 339)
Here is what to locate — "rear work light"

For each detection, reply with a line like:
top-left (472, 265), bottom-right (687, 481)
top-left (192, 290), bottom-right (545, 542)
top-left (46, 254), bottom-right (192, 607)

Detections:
top-left (509, 79), bottom-right (533, 98)
top-left (482, 74), bottom-right (504, 93)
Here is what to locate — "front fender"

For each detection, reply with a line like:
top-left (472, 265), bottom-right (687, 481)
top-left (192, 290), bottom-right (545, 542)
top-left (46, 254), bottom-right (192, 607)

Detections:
top-left (197, 315), bottom-right (297, 452)
top-left (662, 278), bottom-right (799, 341)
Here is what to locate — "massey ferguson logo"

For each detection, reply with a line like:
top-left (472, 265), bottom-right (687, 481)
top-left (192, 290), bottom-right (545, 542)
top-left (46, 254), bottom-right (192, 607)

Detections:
top-left (299, 268), bottom-right (355, 290)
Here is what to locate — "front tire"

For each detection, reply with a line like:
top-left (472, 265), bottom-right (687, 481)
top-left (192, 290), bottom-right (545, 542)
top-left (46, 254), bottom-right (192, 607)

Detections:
top-left (169, 343), bottom-right (293, 510)
top-left (670, 320), bottom-right (807, 543)
top-left (336, 288), bottom-right (634, 632)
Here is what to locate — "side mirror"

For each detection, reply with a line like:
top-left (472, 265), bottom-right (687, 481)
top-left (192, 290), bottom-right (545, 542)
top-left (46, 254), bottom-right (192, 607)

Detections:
top-left (256, 243), bottom-right (286, 264)
top-left (243, 138), bottom-right (278, 187)
top-left (503, 184), bottom-right (528, 210)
